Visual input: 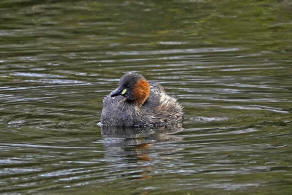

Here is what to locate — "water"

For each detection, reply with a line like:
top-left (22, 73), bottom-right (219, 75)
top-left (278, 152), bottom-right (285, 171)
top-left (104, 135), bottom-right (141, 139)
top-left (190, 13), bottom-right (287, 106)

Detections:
top-left (1, 0), bottom-right (292, 194)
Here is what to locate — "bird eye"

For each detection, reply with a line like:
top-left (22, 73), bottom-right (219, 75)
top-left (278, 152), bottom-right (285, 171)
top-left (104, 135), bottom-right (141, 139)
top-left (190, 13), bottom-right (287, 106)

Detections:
top-left (121, 89), bottom-right (127, 95)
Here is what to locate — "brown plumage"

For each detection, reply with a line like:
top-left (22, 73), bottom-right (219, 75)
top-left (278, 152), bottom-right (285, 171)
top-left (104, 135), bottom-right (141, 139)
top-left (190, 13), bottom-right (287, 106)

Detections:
top-left (133, 79), bottom-right (150, 105)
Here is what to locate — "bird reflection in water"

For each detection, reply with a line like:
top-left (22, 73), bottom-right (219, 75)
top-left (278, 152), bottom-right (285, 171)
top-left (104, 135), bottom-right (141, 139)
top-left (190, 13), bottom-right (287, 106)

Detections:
top-left (100, 125), bottom-right (183, 180)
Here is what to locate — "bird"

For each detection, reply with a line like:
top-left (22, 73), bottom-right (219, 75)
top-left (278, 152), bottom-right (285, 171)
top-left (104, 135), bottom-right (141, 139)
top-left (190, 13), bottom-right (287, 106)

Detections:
top-left (100, 72), bottom-right (183, 127)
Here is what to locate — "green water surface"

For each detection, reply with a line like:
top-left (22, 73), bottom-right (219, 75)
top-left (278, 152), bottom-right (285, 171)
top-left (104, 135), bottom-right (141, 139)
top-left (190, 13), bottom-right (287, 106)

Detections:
top-left (0, 0), bottom-right (292, 194)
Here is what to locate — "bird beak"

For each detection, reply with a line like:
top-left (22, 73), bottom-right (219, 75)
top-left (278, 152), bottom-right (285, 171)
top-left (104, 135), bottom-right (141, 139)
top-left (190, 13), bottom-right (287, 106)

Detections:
top-left (110, 87), bottom-right (123, 97)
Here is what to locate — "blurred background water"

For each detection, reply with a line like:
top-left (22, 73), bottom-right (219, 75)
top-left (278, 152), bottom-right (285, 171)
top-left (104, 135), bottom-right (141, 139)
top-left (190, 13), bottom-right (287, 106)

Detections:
top-left (1, 0), bottom-right (292, 194)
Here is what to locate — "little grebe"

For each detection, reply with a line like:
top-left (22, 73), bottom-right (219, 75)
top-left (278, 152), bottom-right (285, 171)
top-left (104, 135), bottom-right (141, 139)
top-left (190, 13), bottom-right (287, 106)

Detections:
top-left (100, 72), bottom-right (183, 127)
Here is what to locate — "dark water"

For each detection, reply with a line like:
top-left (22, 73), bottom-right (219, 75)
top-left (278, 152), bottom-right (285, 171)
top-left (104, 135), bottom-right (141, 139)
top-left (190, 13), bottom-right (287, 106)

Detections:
top-left (1, 0), bottom-right (292, 194)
